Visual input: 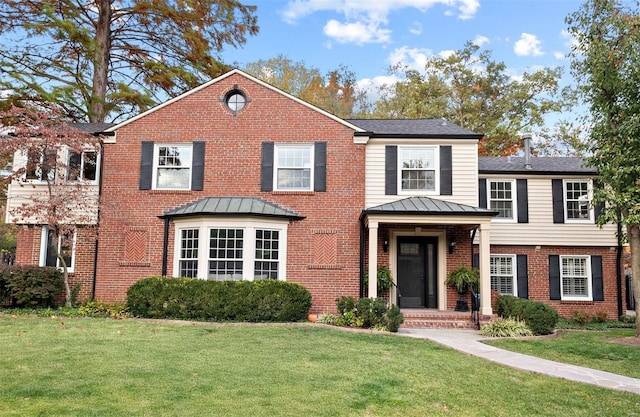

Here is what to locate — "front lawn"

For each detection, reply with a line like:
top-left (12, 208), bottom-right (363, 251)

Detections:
top-left (487, 329), bottom-right (640, 379)
top-left (1, 315), bottom-right (638, 417)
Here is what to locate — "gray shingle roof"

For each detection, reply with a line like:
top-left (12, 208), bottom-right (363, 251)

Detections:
top-left (70, 123), bottom-right (116, 134)
top-left (363, 197), bottom-right (497, 216)
top-left (161, 197), bottom-right (305, 220)
top-left (346, 119), bottom-right (482, 138)
top-left (479, 157), bottom-right (596, 174)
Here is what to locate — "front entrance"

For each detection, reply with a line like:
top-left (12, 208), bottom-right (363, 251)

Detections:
top-left (397, 236), bottom-right (438, 308)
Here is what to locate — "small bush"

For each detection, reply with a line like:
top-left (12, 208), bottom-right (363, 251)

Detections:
top-left (126, 276), bottom-right (311, 322)
top-left (336, 296), bottom-right (356, 315)
top-left (331, 296), bottom-right (403, 332)
top-left (591, 310), bottom-right (608, 323)
top-left (77, 301), bottom-right (131, 319)
top-left (495, 295), bottom-right (559, 335)
top-left (0, 265), bottom-right (64, 307)
top-left (570, 310), bottom-right (592, 326)
top-left (619, 314), bottom-right (637, 324)
top-left (385, 305), bottom-right (404, 332)
top-left (479, 317), bottom-right (534, 338)
top-left (316, 313), bottom-right (338, 325)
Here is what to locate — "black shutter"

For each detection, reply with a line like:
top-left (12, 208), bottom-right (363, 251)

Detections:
top-left (591, 255), bottom-right (604, 301)
top-left (314, 142), bottom-right (326, 192)
top-left (472, 253), bottom-right (479, 269)
top-left (139, 141), bottom-right (154, 190)
top-left (440, 145), bottom-right (452, 195)
top-left (549, 255), bottom-right (561, 300)
top-left (517, 179), bottom-right (529, 223)
top-left (517, 254), bottom-right (529, 299)
top-left (191, 141), bottom-right (205, 191)
top-left (478, 179), bottom-right (487, 209)
top-left (261, 142), bottom-right (274, 192)
top-left (594, 180), bottom-right (605, 221)
top-left (385, 145), bottom-right (397, 195)
top-left (552, 179), bottom-right (564, 223)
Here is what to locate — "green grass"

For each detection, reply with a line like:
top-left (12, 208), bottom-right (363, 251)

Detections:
top-left (1, 316), bottom-right (639, 417)
top-left (487, 329), bottom-right (640, 379)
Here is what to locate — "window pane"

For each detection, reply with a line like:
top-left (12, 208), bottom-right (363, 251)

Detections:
top-left (156, 145), bottom-right (192, 189)
top-left (255, 229), bottom-right (279, 280)
top-left (400, 148), bottom-right (436, 191)
top-left (83, 152), bottom-right (97, 181)
top-left (208, 228), bottom-right (243, 280)
top-left (566, 181), bottom-right (590, 220)
top-left (490, 256), bottom-right (514, 295)
top-left (277, 168), bottom-right (310, 189)
top-left (561, 257), bottom-right (589, 297)
top-left (179, 229), bottom-right (199, 278)
top-left (276, 145), bottom-right (312, 190)
top-left (489, 181), bottom-right (514, 219)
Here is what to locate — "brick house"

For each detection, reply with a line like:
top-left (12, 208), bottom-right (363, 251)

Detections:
top-left (7, 69), bottom-right (626, 321)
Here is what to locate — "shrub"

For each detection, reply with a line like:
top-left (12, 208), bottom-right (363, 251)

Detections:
top-left (591, 310), bottom-right (608, 323)
top-left (619, 314), bottom-right (637, 324)
top-left (385, 304), bottom-right (404, 332)
top-left (126, 276), bottom-right (311, 322)
top-left (495, 295), bottom-right (559, 335)
top-left (336, 296), bottom-right (357, 315)
top-left (570, 310), bottom-right (592, 326)
top-left (77, 301), bottom-right (131, 319)
top-left (331, 296), bottom-right (404, 332)
top-left (479, 317), bottom-right (534, 338)
top-left (316, 313), bottom-right (338, 325)
top-left (0, 265), bottom-right (64, 307)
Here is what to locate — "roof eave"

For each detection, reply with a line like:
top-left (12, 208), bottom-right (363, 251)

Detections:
top-left (479, 170), bottom-right (598, 176)
top-left (159, 212), bottom-right (306, 221)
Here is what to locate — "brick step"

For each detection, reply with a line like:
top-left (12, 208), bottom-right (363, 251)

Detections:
top-left (401, 319), bottom-right (478, 329)
top-left (399, 309), bottom-right (494, 330)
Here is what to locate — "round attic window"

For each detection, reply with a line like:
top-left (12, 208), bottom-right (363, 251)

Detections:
top-left (224, 90), bottom-right (246, 112)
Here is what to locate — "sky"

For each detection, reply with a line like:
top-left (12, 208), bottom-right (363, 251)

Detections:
top-left (220, 0), bottom-right (585, 112)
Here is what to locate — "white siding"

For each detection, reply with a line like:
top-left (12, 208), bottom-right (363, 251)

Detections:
top-left (365, 139), bottom-right (479, 208)
top-left (487, 176), bottom-right (617, 247)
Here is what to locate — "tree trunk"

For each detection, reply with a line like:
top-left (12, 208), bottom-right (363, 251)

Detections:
top-left (90, 0), bottom-right (112, 123)
top-left (626, 223), bottom-right (640, 337)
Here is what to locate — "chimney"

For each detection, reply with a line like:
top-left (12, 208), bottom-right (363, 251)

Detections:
top-left (522, 133), bottom-right (532, 170)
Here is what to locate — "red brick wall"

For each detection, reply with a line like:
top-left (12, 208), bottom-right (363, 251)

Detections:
top-left (484, 245), bottom-right (622, 319)
top-left (95, 73), bottom-right (365, 313)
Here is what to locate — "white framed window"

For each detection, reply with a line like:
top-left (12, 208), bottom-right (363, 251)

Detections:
top-left (25, 149), bottom-right (56, 182)
top-left (564, 180), bottom-right (592, 222)
top-left (173, 218), bottom-right (288, 281)
top-left (560, 255), bottom-right (592, 300)
top-left (490, 255), bottom-right (516, 295)
top-left (153, 144), bottom-right (192, 190)
top-left (39, 227), bottom-right (75, 272)
top-left (398, 146), bottom-right (439, 193)
top-left (488, 180), bottom-right (516, 221)
top-left (67, 150), bottom-right (98, 183)
top-left (274, 144), bottom-right (313, 191)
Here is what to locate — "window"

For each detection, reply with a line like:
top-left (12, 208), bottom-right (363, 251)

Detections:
top-left (178, 229), bottom-right (199, 278)
top-left (26, 149), bottom-right (56, 181)
top-left (174, 219), bottom-right (287, 281)
top-left (274, 144), bottom-right (313, 191)
top-left (489, 180), bottom-right (515, 220)
top-left (40, 227), bottom-right (74, 272)
top-left (67, 151), bottom-right (97, 182)
top-left (565, 180), bottom-right (591, 221)
top-left (399, 146), bottom-right (438, 193)
top-left (153, 144), bottom-right (192, 190)
top-left (208, 228), bottom-right (244, 281)
top-left (490, 255), bottom-right (516, 295)
top-left (561, 256), bottom-right (592, 300)
top-left (225, 90), bottom-right (247, 112)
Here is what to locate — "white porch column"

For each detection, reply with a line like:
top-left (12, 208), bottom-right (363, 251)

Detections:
top-left (478, 221), bottom-right (492, 315)
top-left (368, 221), bottom-right (379, 298)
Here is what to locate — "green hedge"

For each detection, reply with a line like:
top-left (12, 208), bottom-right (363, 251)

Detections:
top-left (495, 295), bottom-right (559, 335)
top-left (0, 265), bottom-right (64, 307)
top-left (126, 276), bottom-right (312, 322)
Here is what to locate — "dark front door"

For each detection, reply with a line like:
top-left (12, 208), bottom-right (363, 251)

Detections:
top-left (397, 236), bottom-right (438, 308)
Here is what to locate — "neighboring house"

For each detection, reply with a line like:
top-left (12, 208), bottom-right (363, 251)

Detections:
top-left (6, 69), bottom-right (627, 321)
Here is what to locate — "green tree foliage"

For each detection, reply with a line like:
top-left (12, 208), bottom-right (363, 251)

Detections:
top-left (0, 0), bottom-right (258, 123)
top-left (567, 0), bottom-right (640, 336)
top-left (244, 55), bottom-right (365, 118)
top-left (374, 43), bottom-right (574, 156)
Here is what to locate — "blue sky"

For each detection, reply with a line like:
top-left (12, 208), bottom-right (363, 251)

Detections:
top-left (221, 0), bottom-right (584, 100)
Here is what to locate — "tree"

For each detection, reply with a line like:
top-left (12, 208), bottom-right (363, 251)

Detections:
top-left (373, 43), bottom-right (575, 156)
top-left (0, 103), bottom-right (101, 306)
top-left (567, 0), bottom-right (640, 335)
top-left (0, 0), bottom-right (258, 123)
top-left (244, 56), bottom-right (366, 118)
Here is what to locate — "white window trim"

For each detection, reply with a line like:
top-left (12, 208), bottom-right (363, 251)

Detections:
top-left (172, 217), bottom-right (288, 281)
top-left (397, 145), bottom-right (440, 195)
top-left (66, 149), bottom-right (100, 185)
top-left (490, 254), bottom-right (517, 296)
top-left (273, 144), bottom-right (314, 192)
top-left (560, 255), bottom-right (593, 301)
top-left (152, 143), bottom-right (193, 190)
top-left (563, 179), bottom-right (593, 223)
top-left (20, 149), bottom-right (57, 183)
top-left (39, 226), bottom-right (76, 273)
top-left (488, 179), bottom-right (517, 223)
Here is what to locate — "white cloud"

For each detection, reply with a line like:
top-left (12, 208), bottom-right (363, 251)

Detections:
top-left (409, 22), bottom-right (423, 35)
top-left (387, 46), bottom-right (433, 71)
top-left (472, 35), bottom-right (489, 47)
top-left (553, 51), bottom-right (566, 60)
top-left (281, 0), bottom-right (480, 45)
top-left (323, 19), bottom-right (391, 44)
top-left (514, 33), bottom-right (544, 57)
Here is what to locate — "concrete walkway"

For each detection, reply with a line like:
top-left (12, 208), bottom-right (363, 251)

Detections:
top-left (398, 328), bottom-right (640, 395)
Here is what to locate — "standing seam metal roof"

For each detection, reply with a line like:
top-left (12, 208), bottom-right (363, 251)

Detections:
top-left (363, 197), bottom-right (497, 216)
top-left (161, 197), bottom-right (305, 220)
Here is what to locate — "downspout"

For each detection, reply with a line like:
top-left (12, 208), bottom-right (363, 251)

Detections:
top-left (470, 228), bottom-right (477, 266)
top-left (162, 217), bottom-right (170, 277)
top-left (359, 215), bottom-right (365, 298)
top-left (616, 215), bottom-right (623, 318)
top-left (91, 138), bottom-right (105, 301)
